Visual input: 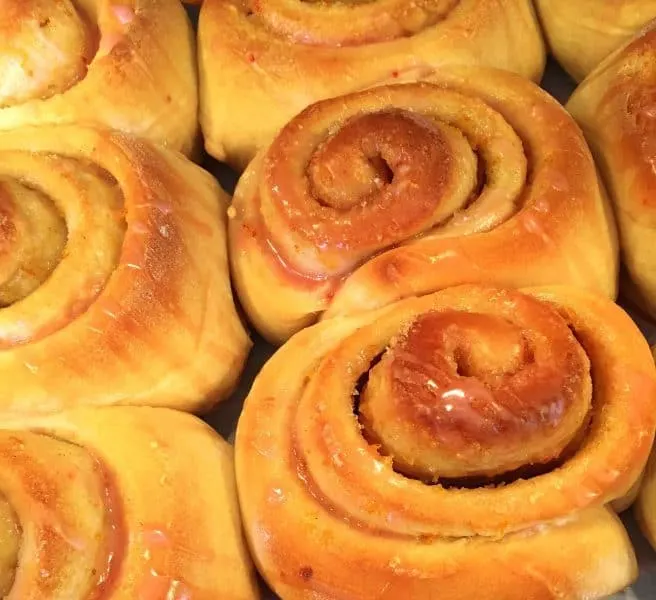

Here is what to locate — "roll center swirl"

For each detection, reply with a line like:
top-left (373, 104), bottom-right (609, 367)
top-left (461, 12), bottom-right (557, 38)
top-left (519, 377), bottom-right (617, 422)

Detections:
top-left (0, 180), bottom-right (67, 307)
top-left (359, 301), bottom-right (593, 482)
top-left (0, 150), bottom-right (125, 348)
top-left (267, 106), bottom-right (478, 274)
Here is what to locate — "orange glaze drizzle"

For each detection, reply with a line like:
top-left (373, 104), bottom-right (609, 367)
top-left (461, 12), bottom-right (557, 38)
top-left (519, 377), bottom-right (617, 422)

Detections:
top-left (384, 312), bottom-right (571, 447)
top-left (98, 5), bottom-right (135, 56)
top-left (135, 526), bottom-right (213, 599)
top-left (288, 427), bottom-right (421, 542)
top-left (241, 188), bottom-right (426, 299)
top-left (89, 456), bottom-right (126, 600)
top-left (242, 194), bottom-right (334, 292)
top-left (0, 281), bottom-right (106, 350)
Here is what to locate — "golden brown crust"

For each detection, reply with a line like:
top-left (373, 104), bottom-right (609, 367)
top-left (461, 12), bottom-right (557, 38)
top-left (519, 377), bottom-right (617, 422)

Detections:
top-left (567, 25), bottom-right (656, 319)
top-left (198, 0), bottom-right (545, 168)
top-left (0, 0), bottom-right (198, 156)
top-left (0, 125), bottom-right (250, 415)
top-left (236, 284), bottom-right (656, 600)
top-left (229, 70), bottom-right (618, 343)
top-left (535, 0), bottom-right (656, 81)
top-left (0, 406), bottom-right (260, 599)
top-left (636, 346), bottom-right (656, 547)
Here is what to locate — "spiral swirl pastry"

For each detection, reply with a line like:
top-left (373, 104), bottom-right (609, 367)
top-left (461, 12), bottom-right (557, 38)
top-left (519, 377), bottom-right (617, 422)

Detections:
top-left (536, 0), bottom-right (656, 82)
top-left (236, 284), bottom-right (656, 600)
top-left (198, 0), bottom-right (545, 168)
top-left (567, 25), bottom-right (656, 319)
top-left (229, 68), bottom-right (618, 343)
top-left (0, 406), bottom-right (259, 599)
top-left (0, 125), bottom-right (249, 414)
top-left (0, 0), bottom-right (198, 156)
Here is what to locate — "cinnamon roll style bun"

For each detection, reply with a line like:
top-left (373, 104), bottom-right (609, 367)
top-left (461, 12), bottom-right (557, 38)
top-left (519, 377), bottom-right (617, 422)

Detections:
top-left (198, 0), bottom-right (545, 168)
top-left (236, 284), bottom-right (656, 600)
top-left (0, 406), bottom-right (259, 599)
top-left (536, 0), bottom-right (656, 81)
top-left (0, 0), bottom-right (198, 156)
top-left (567, 24), bottom-right (656, 319)
top-left (0, 125), bottom-right (250, 414)
top-left (229, 68), bottom-right (618, 343)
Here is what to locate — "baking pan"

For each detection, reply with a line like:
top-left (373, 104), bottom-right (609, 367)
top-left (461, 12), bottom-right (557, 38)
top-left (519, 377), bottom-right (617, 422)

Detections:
top-left (183, 4), bottom-right (656, 598)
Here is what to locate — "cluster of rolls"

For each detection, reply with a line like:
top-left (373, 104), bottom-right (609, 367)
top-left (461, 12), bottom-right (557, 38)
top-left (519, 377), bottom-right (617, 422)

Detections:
top-left (2, 0), bottom-right (656, 599)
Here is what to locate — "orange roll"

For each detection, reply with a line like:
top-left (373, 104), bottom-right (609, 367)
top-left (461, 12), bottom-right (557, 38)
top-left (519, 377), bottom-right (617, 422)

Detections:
top-left (229, 68), bottom-right (618, 343)
top-left (567, 24), bottom-right (656, 319)
top-left (536, 0), bottom-right (656, 81)
top-left (198, 0), bottom-right (545, 168)
top-left (0, 0), bottom-right (198, 156)
top-left (236, 284), bottom-right (656, 600)
top-left (0, 125), bottom-right (250, 414)
top-left (0, 406), bottom-right (259, 599)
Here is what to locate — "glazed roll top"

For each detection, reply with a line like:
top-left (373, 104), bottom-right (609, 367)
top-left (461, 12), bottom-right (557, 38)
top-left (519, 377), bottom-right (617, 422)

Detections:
top-left (567, 24), bottom-right (656, 319)
top-left (0, 407), bottom-right (259, 599)
top-left (237, 284), bottom-right (656, 600)
top-left (0, 0), bottom-right (198, 156)
top-left (536, 0), bottom-right (656, 81)
top-left (198, 0), bottom-right (545, 168)
top-left (0, 125), bottom-right (250, 414)
top-left (229, 67), bottom-right (618, 343)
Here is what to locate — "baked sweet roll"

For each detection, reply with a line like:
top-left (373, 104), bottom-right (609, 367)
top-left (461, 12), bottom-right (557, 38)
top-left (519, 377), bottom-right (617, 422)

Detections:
top-left (236, 284), bottom-right (656, 600)
top-left (198, 0), bottom-right (545, 168)
top-left (229, 68), bottom-right (618, 343)
top-left (0, 406), bottom-right (260, 599)
top-left (535, 0), bottom-right (656, 81)
top-left (0, 125), bottom-right (250, 414)
top-left (0, 0), bottom-right (198, 156)
top-left (567, 25), bottom-right (656, 319)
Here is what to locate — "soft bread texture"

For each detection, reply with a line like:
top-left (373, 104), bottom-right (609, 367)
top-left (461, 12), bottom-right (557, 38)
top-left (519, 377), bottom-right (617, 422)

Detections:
top-left (236, 284), bottom-right (656, 600)
top-left (198, 0), bottom-right (545, 169)
top-left (229, 68), bottom-right (618, 344)
top-left (567, 25), bottom-right (656, 319)
top-left (637, 346), bottom-right (656, 549)
top-left (0, 406), bottom-right (260, 599)
top-left (0, 125), bottom-right (250, 414)
top-left (535, 0), bottom-right (656, 81)
top-left (0, 0), bottom-right (198, 156)
top-left (637, 345), bottom-right (656, 549)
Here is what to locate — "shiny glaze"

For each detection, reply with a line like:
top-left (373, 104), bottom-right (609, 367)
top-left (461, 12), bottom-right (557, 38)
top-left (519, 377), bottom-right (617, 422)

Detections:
top-left (268, 110), bottom-right (469, 274)
top-left (0, 432), bottom-right (125, 599)
top-left (0, 407), bottom-right (260, 599)
top-left (90, 466), bottom-right (124, 600)
top-left (135, 527), bottom-right (217, 599)
top-left (360, 305), bottom-right (591, 480)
